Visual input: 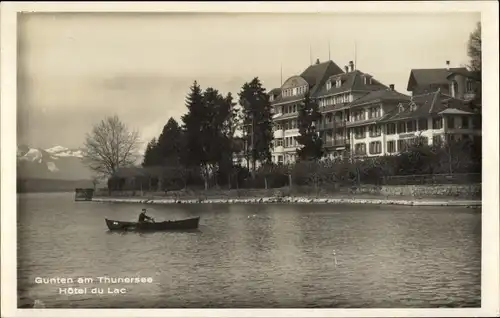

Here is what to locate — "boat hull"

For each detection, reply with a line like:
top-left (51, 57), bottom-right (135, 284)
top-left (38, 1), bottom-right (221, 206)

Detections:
top-left (105, 217), bottom-right (200, 232)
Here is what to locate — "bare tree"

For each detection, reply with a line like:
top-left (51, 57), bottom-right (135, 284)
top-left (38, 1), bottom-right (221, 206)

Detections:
top-left (82, 115), bottom-right (141, 177)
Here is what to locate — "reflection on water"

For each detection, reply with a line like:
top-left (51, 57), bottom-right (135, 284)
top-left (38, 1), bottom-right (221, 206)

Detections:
top-left (17, 193), bottom-right (481, 308)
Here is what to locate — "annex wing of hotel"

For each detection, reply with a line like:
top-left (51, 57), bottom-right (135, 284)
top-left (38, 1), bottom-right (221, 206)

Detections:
top-left (267, 57), bottom-right (481, 165)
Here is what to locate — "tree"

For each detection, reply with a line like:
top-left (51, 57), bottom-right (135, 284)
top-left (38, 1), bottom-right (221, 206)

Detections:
top-left (181, 82), bottom-right (237, 189)
top-left (156, 117), bottom-right (184, 166)
top-left (467, 22), bottom-right (481, 73)
top-left (142, 137), bottom-right (160, 167)
top-left (82, 115), bottom-right (141, 177)
top-left (238, 77), bottom-right (274, 176)
top-left (295, 91), bottom-right (324, 161)
top-left (181, 81), bottom-right (206, 169)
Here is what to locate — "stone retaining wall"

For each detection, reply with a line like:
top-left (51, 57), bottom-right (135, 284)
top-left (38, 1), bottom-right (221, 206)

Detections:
top-left (354, 184), bottom-right (481, 198)
top-left (96, 183), bottom-right (481, 200)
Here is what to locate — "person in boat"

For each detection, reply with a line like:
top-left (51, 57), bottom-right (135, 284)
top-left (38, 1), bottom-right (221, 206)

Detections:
top-left (138, 208), bottom-right (154, 223)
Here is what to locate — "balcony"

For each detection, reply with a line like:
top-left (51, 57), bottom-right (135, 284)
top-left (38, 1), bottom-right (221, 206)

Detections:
top-left (273, 129), bottom-right (284, 139)
top-left (284, 128), bottom-right (299, 137)
top-left (323, 139), bottom-right (348, 148)
top-left (317, 121), bottom-right (346, 131)
top-left (273, 146), bottom-right (284, 153)
top-left (463, 92), bottom-right (476, 101)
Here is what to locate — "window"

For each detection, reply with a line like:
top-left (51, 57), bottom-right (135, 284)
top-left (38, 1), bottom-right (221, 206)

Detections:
top-left (466, 80), bottom-right (473, 92)
top-left (397, 139), bottom-right (408, 152)
top-left (419, 136), bottom-right (429, 146)
top-left (354, 127), bottom-right (366, 139)
top-left (432, 135), bottom-right (442, 146)
top-left (278, 155), bottom-right (283, 164)
top-left (369, 141), bottom-right (382, 154)
top-left (293, 104), bottom-right (297, 113)
top-left (386, 123), bottom-right (396, 135)
top-left (409, 102), bottom-right (418, 111)
top-left (369, 125), bottom-right (381, 137)
top-left (418, 118), bottom-right (428, 131)
top-left (447, 116), bottom-right (455, 129)
top-left (432, 117), bottom-right (443, 129)
top-left (461, 116), bottom-right (469, 129)
top-left (387, 140), bottom-right (396, 153)
top-left (326, 81), bottom-right (332, 90)
top-left (336, 79), bottom-right (341, 88)
top-left (397, 122), bottom-right (406, 134)
top-left (406, 120), bottom-right (416, 132)
top-left (291, 119), bottom-right (297, 129)
top-left (276, 139), bottom-right (283, 147)
top-left (368, 106), bottom-right (381, 119)
top-left (269, 95), bottom-right (274, 102)
top-left (353, 110), bottom-right (365, 122)
top-left (354, 143), bottom-right (366, 155)
top-left (398, 103), bottom-right (405, 113)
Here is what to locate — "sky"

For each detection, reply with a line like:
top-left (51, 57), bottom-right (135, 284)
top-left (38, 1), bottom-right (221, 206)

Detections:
top-left (17, 12), bottom-right (480, 151)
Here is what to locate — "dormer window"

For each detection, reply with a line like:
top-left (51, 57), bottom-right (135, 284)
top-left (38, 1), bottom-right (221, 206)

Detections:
top-left (398, 103), bottom-right (405, 113)
top-left (409, 102), bottom-right (417, 111)
top-left (270, 95), bottom-right (274, 102)
top-left (326, 81), bottom-right (332, 90)
top-left (336, 79), bottom-right (342, 88)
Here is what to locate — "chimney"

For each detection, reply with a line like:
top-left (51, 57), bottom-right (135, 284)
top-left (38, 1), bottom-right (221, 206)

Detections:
top-left (349, 61), bottom-right (354, 72)
top-left (315, 58), bottom-right (320, 65)
top-left (344, 65), bottom-right (349, 73)
top-left (389, 84), bottom-right (395, 91)
top-left (446, 60), bottom-right (450, 70)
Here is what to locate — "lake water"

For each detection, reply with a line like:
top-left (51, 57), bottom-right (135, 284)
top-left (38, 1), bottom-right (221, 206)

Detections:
top-left (17, 192), bottom-right (481, 308)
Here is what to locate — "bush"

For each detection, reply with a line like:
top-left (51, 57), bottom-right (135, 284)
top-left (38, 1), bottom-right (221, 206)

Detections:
top-left (105, 139), bottom-right (480, 192)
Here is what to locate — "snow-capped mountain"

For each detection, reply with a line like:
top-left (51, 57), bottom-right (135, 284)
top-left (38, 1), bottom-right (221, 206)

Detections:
top-left (17, 145), bottom-right (93, 180)
top-left (45, 146), bottom-right (84, 158)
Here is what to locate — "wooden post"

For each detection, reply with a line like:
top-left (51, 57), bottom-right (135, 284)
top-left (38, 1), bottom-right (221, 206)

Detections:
top-left (264, 177), bottom-right (268, 189)
top-left (288, 174), bottom-right (293, 189)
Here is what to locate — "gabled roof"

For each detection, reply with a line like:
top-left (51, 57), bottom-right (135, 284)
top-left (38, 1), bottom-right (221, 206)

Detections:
top-left (446, 69), bottom-right (481, 81)
top-left (350, 88), bottom-right (411, 107)
top-left (315, 70), bottom-right (388, 97)
top-left (381, 90), bottom-right (479, 122)
top-left (270, 60), bottom-right (344, 104)
top-left (300, 60), bottom-right (344, 95)
top-left (406, 67), bottom-right (468, 91)
top-left (438, 108), bottom-right (475, 115)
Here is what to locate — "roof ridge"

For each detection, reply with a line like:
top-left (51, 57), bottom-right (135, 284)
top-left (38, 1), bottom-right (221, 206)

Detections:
top-left (428, 89), bottom-right (440, 113)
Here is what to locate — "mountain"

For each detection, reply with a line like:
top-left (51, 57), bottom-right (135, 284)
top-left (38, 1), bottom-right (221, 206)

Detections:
top-left (17, 145), bottom-right (94, 181)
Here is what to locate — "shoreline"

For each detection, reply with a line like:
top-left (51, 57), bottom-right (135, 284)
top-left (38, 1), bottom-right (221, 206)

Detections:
top-left (91, 196), bottom-right (481, 208)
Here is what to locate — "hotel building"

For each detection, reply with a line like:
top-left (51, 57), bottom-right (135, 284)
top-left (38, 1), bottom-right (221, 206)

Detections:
top-left (269, 59), bottom-right (481, 164)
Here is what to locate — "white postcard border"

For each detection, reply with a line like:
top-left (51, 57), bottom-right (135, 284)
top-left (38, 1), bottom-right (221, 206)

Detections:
top-left (1, 1), bottom-right (498, 317)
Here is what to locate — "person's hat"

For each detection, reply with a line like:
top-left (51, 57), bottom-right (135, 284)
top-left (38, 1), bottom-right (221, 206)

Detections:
top-left (142, 208), bottom-right (147, 212)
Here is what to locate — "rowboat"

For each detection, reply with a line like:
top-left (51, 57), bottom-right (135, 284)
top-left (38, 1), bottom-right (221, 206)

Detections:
top-left (105, 217), bottom-right (200, 232)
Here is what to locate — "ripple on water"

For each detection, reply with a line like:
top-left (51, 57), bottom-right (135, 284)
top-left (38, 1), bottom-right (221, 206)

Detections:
top-left (17, 193), bottom-right (481, 308)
